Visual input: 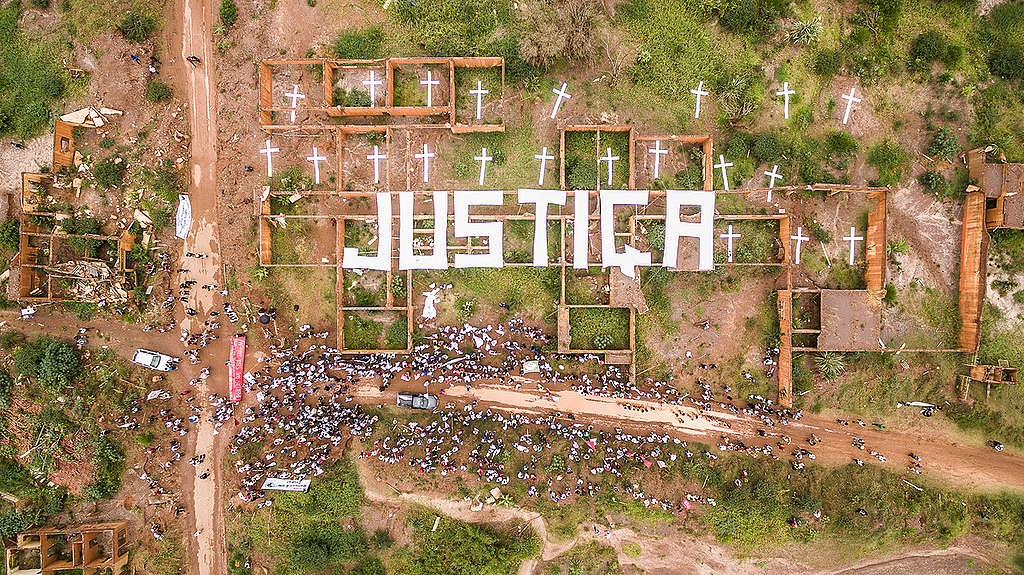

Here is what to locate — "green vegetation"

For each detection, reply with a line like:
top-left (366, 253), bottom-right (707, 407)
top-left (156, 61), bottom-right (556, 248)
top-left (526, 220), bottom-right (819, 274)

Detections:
top-left (867, 139), bottom-right (908, 187)
top-left (92, 156), bottom-right (127, 188)
top-left (0, 1), bottom-right (70, 139)
top-left (220, 0), bottom-right (238, 26)
top-left (12, 336), bottom-right (81, 393)
top-left (330, 25), bottom-right (385, 59)
top-left (144, 79), bottom-right (172, 103)
top-left (0, 218), bottom-right (19, 251)
top-left (59, 215), bottom-right (105, 257)
top-left (568, 307), bottom-right (629, 350)
top-left (404, 506), bottom-right (540, 575)
top-left (119, 9), bottom-right (156, 42)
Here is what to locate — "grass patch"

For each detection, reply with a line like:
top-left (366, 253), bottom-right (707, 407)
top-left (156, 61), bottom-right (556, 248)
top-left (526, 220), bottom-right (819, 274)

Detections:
top-left (568, 307), bottom-right (629, 350)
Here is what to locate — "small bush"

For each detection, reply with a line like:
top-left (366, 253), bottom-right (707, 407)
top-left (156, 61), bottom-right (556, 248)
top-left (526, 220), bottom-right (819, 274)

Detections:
top-left (329, 26), bottom-right (385, 59)
top-left (867, 139), bottom-right (908, 186)
top-left (927, 127), bottom-right (959, 160)
top-left (119, 10), bottom-right (156, 43)
top-left (751, 132), bottom-right (784, 163)
top-left (910, 30), bottom-right (947, 65)
top-left (824, 130), bottom-right (859, 159)
top-left (0, 219), bottom-right (19, 251)
top-left (988, 45), bottom-right (1024, 80)
top-left (145, 80), bottom-right (172, 103)
top-left (93, 157), bottom-right (127, 188)
top-left (220, 0), bottom-right (238, 26)
top-left (813, 50), bottom-right (842, 76)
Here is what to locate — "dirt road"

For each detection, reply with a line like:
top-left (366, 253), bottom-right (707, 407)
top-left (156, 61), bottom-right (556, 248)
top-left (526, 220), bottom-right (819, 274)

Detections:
top-left (178, 0), bottom-right (227, 571)
top-left (355, 381), bottom-right (1024, 493)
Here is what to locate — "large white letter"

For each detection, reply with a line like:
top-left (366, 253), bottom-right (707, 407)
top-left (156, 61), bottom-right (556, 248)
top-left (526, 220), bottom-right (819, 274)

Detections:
top-left (453, 190), bottom-right (503, 268)
top-left (399, 191), bottom-right (448, 270)
top-left (518, 189), bottom-right (567, 267)
top-left (342, 192), bottom-right (392, 271)
top-left (600, 190), bottom-right (651, 278)
top-left (663, 190), bottom-right (716, 271)
top-left (573, 191), bottom-right (590, 270)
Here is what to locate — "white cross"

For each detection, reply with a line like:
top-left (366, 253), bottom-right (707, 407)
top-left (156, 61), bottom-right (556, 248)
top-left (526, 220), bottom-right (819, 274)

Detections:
top-left (720, 224), bottom-right (742, 263)
top-left (421, 71), bottom-right (440, 107)
top-left (306, 146), bottom-right (327, 185)
top-left (535, 147), bottom-right (554, 186)
top-left (414, 143), bottom-right (435, 183)
top-left (600, 148), bottom-right (619, 187)
top-left (841, 86), bottom-right (861, 125)
top-left (362, 71), bottom-right (383, 108)
top-left (775, 82), bottom-right (795, 120)
top-left (259, 139), bottom-right (279, 177)
top-left (764, 164), bottom-right (782, 202)
top-left (285, 84), bottom-right (305, 123)
top-left (366, 145), bottom-right (387, 185)
top-left (843, 226), bottom-right (863, 265)
top-left (691, 81), bottom-right (709, 119)
top-left (714, 154), bottom-right (733, 191)
top-left (550, 83), bottom-right (572, 120)
top-left (791, 226), bottom-right (809, 264)
top-left (474, 147), bottom-right (492, 186)
top-left (648, 140), bottom-right (669, 180)
top-left (469, 80), bottom-right (489, 120)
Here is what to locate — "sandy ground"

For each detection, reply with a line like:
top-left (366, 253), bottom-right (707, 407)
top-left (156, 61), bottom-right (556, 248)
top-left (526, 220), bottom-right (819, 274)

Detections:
top-left (0, 134), bottom-right (51, 192)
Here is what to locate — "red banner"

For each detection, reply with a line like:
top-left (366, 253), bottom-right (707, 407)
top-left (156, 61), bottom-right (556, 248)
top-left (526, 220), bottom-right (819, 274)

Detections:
top-left (229, 335), bottom-right (245, 403)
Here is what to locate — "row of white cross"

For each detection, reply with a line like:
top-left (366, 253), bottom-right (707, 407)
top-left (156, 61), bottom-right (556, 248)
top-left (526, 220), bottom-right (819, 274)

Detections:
top-left (260, 138), bottom-right (790, 194)
top-left (286, 71), bottom-right (492, 120)
top-left (286, 76), bottom-right (862, 126)
top-left (717, 224), bottom-right (863, 265)
top-left (692, 80), bottom-right (861, 125)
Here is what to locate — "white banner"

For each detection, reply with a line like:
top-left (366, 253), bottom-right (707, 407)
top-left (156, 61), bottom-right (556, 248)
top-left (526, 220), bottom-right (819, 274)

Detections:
top-left (260, 477), bottom-right (311, 492)
top-left (175, 194), bottom-right (192, 240)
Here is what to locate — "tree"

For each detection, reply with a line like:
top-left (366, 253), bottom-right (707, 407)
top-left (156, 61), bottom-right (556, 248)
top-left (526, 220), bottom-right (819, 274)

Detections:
top-left (219, 0), bottom-right (238, 26)
top-left (0, 218), bottom-right (19, 251)
top-left (37, 340), bottom-right (80, 392)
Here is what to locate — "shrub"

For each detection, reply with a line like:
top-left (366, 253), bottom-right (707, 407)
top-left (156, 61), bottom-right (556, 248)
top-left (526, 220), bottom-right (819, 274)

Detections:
top-left (910, 30), bottom-right (947, 65)
top-left (87, 436), bottom-right (125, 499)
top-left (0, 2), bottom-right (67, 140)
top-left (867, 139), bottom-right (908, 186)
top-left (219, 0), bottom-right (238, 26)
top-left (719, 0), bottom-right (785, 35)
top-left (329, 26), bottom-right (384, 59)
top-left (813, 49), bottom-right (842, 76)
top-left (288, 523), bottom-right (366, 571)
top-left (0, 219), bottom-right (19, 251)
top-left (824, 130), bottom-right (858, 159)
top-left (0, 370), bottom-right (12, 408)
top-left (144, 80), bottom-right (172, 103)
top-left (927, 127), bottom-right (959, 160)
top-left (988, 45), bottom-right (1024, 79)
top-left (815, 351), bottom-right (845, 380)
top-left (93, 157), bottom-right (127, 188)
top-left (119, 10), bottom-right (156, 42)
top-left (37, 340), bottom-right (81, 392)
top-left (751, 132), bottom-right (784, 162)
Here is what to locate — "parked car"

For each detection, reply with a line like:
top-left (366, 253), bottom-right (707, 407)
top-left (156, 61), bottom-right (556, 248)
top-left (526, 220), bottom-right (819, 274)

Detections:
top-left (396, 393), bottom-right (438, 410)
top-left (132, 349), bottom-right (179, 371)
